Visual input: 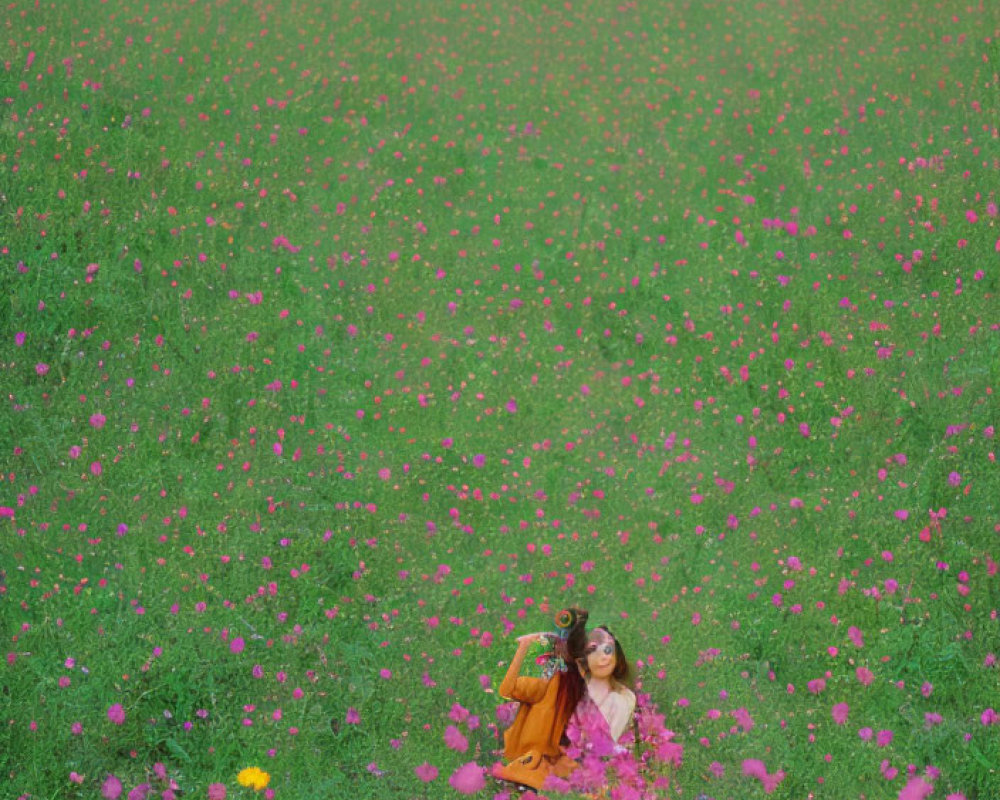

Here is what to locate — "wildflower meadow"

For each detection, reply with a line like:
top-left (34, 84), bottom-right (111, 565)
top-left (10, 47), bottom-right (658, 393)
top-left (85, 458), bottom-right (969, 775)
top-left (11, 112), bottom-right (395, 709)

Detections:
top-left (2, 0), bottom-right (999, 798)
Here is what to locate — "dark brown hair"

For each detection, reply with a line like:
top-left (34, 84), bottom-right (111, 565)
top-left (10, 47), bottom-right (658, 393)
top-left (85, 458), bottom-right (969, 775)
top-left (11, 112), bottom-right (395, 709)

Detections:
top-left (551, 607), bottom-right (589, 722)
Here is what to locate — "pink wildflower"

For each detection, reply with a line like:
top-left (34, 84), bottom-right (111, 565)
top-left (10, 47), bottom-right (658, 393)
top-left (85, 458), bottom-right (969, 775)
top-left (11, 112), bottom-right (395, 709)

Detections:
top-left (444, 724), bottom-right (469, 752)
top-left (731, 707), bottom-right (755, 731)
top-left (856, 666), bottom-right (875, 686)
top-left (742, 759), bottom-right (768, 780)
top-left (742, 759), bottom-right (785, 794)
top-left (898, 777), bottom-right (935, 800)
top-left (448, 762), bottom-right (486, 794)
top-left (102, 775), bottom-right (123, 800)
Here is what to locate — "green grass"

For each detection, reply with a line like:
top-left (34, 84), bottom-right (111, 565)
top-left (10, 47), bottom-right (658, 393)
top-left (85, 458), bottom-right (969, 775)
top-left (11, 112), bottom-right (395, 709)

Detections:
top-left (2, 1), bottom-right (999, 798)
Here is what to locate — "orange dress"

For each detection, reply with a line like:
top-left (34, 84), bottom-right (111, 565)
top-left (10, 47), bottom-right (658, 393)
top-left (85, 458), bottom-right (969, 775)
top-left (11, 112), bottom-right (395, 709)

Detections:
top-left (495, 661), bottom-right (579, 789)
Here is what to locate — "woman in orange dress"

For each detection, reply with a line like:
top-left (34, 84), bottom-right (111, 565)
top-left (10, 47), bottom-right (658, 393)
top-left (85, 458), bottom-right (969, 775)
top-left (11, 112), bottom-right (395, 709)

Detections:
top-left (493, 607), bottom-right (590, 790)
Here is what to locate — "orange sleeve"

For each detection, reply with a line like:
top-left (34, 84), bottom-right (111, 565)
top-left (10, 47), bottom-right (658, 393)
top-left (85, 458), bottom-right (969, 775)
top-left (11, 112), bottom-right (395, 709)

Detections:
top-left (500, 674), bottom-right (549, 704)
top-left (498, 644), bottom-right (550, 703)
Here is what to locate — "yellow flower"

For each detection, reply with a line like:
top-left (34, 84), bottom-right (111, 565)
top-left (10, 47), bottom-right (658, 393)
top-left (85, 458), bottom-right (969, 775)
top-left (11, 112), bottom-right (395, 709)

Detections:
top-left (236, 767), bottom-right (270, 791)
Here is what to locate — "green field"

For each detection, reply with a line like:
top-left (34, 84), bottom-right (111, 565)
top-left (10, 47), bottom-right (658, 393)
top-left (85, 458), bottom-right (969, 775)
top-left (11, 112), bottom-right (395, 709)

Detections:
top-left (2, 1), bottom-right (999, 798)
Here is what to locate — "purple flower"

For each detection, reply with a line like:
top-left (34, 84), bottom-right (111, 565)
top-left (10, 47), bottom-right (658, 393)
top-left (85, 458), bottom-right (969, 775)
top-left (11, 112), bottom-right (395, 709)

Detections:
top-left (831, 702), bottom-right (849, 725)
top-left (448, 762), bottom-right (486, 794)
top-left (414, 762), bottom-right (438, 783)
top-left (898, 777), bottom-right (935, 800)
top-left (731, 707), bottom-right (755, 731)
top-left (101, 775), bottom-right (123, 800)
top-left (444, 724), bottom-right (469, 752)
top-left (107, 704), bottom-right (126, 725)
top-left (127, 784), bottom-right (152, 800)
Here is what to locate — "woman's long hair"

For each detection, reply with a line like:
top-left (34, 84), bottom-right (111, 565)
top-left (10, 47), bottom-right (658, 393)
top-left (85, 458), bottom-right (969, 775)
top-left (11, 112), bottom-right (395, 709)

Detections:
top-left (550, 607), bottom-right (589, 725)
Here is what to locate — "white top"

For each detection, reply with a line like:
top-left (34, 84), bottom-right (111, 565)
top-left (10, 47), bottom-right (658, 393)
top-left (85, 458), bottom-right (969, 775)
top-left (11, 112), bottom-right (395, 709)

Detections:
top-left (588, 683), bottom-right (637, 742)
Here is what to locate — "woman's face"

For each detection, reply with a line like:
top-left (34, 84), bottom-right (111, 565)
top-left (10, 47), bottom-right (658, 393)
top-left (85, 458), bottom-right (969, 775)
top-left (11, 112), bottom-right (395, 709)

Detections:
top-left (585, 629), bottom-right (617, 680)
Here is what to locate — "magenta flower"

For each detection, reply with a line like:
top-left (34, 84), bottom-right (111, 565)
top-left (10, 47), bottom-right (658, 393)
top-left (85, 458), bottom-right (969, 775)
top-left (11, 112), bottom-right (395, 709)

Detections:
top-left (229, 637), bottom-right (245, 654)
top-left (444, 724), bottom-right (469, 752)
top-left (742, 759), bottom-right (767, 779)
top-left (102, 774), bottom-right (123, 800)
top-left (731, 707), bottom-right (754, 731)
top-left (35, 362), bottom-right (50, 376)
top-left (448, 762), bottom-right (486, 794)
top-left (345, 707), bottom-right (360, 724)
top-left (898, 777), bottom-right (935, 800)
top-left (128, 784), bottom-right (152, 800)
top-left (831, 702), bottom-right (849, 725)
top-left (107, 703), bottom-right (126, 725)
top-left (856, 666), bottom-right (875, 686)
top-left (742, 759), bottom-right (785, 794)
top-left (207, 784), bottom-right (227, 800)
top-left (414, 762), bottom-right (438, 782)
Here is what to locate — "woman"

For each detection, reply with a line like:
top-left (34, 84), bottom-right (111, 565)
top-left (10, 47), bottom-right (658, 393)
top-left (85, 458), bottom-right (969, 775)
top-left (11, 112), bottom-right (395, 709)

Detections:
top-left (494, 607), bottom-right (590, 789)
top-left (571, 625), bottom-right (637, 747)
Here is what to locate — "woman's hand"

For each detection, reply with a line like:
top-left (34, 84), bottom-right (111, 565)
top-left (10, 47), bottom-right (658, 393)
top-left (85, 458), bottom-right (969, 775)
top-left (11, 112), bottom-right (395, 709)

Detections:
top-left (516, 632), bottom-right (550, 647)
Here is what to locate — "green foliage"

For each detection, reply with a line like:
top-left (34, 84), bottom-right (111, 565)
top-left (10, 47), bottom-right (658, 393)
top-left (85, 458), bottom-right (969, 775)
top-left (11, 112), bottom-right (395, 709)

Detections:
top-left (2, 0), bottom-right (1000, 799)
